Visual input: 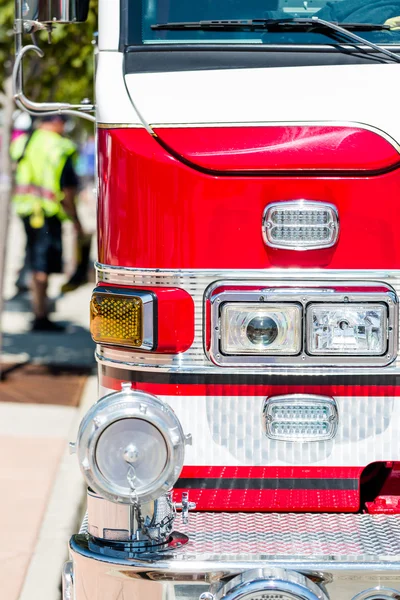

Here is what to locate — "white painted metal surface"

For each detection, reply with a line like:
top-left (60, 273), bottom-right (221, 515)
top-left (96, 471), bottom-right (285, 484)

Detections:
top-left (98, 0), bottom-right (120, 51)
top-left (120, 62), bottom-right (400, 144)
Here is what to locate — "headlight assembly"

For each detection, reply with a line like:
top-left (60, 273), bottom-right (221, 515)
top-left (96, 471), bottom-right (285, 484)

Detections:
top-left (220, 303), bottom-right (302, 355)
top-left (75, 385), bottom-right (189, 504)
top-left (207, 282), bottom-right (398, 367)
top-left (307, 303), bottom-right (387, 355)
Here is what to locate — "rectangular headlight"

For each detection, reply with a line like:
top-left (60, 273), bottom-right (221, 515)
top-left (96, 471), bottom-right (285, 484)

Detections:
top-left (220, 303), bottom-right (302, 355)
top-left (90, 287), bottom-right (155, 350)
top-left (307, 303), bottom-right (387, 355)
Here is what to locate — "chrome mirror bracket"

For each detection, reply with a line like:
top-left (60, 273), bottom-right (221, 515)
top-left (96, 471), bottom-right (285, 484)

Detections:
top-left (13, 0), bottom-right (95, 122)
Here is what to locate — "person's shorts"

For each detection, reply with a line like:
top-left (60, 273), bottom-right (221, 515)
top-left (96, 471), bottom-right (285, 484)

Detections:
top-left (23, 215), bottom-right (63, 274)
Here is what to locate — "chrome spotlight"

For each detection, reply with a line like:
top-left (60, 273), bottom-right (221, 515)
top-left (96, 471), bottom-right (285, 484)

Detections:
top-left (212, 568), bottom-right (328, 600)
top-left (75, 384), bottom-right (190, 504)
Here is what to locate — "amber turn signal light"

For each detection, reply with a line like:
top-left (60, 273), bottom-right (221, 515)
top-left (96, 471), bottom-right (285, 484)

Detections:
top-left (90, 287), bottom-right (155, 350)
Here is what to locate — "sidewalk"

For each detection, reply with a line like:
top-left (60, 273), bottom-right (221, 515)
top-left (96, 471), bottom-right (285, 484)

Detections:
top-left (0, 209), bottom-right (97, 600)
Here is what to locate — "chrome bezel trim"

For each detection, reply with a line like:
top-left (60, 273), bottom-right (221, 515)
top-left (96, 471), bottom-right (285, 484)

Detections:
top-left (207, 282), bottom-right (398, 367)
top-left (76, 386), bottom-right (186, 504)
top-left (262, 394), bottom-right (338, 443)
top-left (216, 568), bottom-right (327, 600)
top-left (91, 286), bottom-right (155, 351)
top-left (262, 200), bottom-right (339, 252)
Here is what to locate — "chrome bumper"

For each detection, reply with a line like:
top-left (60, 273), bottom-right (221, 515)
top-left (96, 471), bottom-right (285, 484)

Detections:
top-left (65, 511), bottom-right (400, 599)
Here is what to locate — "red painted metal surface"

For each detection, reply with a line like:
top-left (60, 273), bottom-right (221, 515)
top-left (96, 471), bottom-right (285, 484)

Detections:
top-left (178, 465), bottom-right (361, 478)
top-left (154, 126), bottom-right (400, 172)
top-left (98, 128), bottom-right (400, 269)
top-left (173, 465), bottom-right (361, 512)
top-left (173, 489), bottom-right (359, 512)
top-left (365, 496), bottom-right (400, 514)
top-left (174, 467), bottom-right (361, 512)
top-left (98, 283), bottom-right (194, 353)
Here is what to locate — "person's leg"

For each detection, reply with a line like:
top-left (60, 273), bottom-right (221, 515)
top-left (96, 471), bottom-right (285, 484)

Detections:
top-left (31, 271), bottom-right (48, 318)
top-left (26, 216), bottom-right (65, 332)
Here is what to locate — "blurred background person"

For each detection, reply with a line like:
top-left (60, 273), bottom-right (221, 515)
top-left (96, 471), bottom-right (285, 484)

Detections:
top-left (10, 114), bottom-right (84, 331)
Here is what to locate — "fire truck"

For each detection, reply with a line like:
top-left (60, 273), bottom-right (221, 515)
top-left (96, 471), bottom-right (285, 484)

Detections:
top-left (12, 0), bottom-right (400, 598)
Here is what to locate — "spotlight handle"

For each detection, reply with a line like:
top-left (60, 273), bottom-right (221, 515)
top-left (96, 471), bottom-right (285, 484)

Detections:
top-left (175, 492), bottom-right (196, 525)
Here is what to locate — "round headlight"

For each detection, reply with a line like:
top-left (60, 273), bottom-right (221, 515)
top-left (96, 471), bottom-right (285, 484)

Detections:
top-left (76, 385), bottom-right (186, 504)
top-left (214, 568), bottom-right (328, 600)
top-left (246, 315), bottom-right (278, 347)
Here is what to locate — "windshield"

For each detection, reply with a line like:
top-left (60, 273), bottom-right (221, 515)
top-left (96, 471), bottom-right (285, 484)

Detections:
top-left (126, 0), bottom-right (400, 45)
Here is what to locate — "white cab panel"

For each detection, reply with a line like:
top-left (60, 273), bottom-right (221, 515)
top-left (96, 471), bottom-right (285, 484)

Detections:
top-left (96, 52), bottom-right (143, 125)
top-left (123, 62), bottom-right (400, 144)
top-left (98, 0), bottom-right (120, 51)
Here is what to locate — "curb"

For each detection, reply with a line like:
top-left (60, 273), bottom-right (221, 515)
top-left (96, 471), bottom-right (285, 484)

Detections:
top-left (18, 375), bottom-right (97, 600)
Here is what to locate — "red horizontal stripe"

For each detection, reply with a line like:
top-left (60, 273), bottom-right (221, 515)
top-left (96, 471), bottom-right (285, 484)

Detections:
top-left (172, 488), bottom-right (359, 512)
top-left (180, 466), bottom-right (363, 479)
top-left (100, 375), bottom-right (400, 397)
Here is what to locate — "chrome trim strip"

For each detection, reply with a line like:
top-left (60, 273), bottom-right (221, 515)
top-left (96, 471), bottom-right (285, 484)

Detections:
top-left (97, 122), bottom-right (144, 129)
top-left (208, 283), bottom-right (398, 367)
top-left (95, 264), bottom-right (400, 375)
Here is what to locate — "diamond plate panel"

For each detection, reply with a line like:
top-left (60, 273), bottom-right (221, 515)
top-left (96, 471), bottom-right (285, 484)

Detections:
top-left (177, 512), bottom-right (400, 559)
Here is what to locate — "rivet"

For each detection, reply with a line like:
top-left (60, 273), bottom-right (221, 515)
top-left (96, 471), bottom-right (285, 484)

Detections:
top-left (139, 404), bottom-right (147, 414)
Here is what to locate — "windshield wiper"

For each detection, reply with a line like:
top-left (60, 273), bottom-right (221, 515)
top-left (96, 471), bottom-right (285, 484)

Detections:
top-left (152, 19), bottom-right (390, 32)
top-left (152, 16), bottom-right (400, 63)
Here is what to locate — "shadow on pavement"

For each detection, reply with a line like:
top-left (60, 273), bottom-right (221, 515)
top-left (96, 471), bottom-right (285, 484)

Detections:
top-left (2, 324), bottom-right (96, 369)
top-left (4, 292), bottom-right (57, 314)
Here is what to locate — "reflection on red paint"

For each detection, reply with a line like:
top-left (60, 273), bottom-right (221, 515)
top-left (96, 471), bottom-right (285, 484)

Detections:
top-left (98, 128), bottom-right (400, 269)
top-left (154, 125), bottom-right (400, 172)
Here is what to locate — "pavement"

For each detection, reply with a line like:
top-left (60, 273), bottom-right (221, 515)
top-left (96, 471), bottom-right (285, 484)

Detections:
top-left (0, 194), bottom-right (97, 600)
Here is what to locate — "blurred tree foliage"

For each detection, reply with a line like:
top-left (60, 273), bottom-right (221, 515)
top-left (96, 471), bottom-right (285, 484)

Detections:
top-left (0, 0), bottom-right (97, 105)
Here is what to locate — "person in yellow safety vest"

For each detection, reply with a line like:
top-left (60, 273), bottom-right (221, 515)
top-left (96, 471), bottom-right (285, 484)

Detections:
top-left (11, 114), bottom-right (84, 332)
